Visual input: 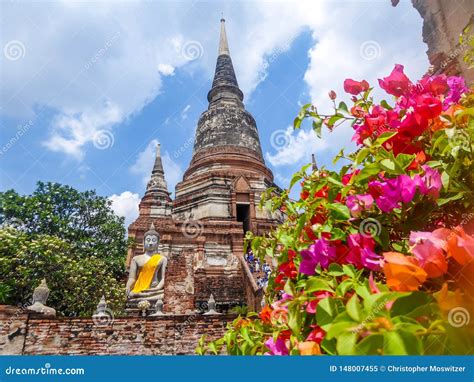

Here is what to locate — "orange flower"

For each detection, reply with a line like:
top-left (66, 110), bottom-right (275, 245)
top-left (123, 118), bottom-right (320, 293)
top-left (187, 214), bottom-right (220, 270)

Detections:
top-left (446, 227), bottom-right (474, 265)
top-left (234, 318), bottom-right (251, 329)
top-left (382, 252), bottom-right (427, 291)
top-left (297, 341), bottom-right (321, 355)
top-left (435, 283), bottom-right (464, 315)
top-left (259, 305), bottom-right (272, 324)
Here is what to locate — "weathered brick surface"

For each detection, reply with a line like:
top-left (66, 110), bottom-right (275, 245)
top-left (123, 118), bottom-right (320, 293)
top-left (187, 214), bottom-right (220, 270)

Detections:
top-left (0, 305), bottom-right (232, 355)
top-left (163, 250), bottom-right (195, 314)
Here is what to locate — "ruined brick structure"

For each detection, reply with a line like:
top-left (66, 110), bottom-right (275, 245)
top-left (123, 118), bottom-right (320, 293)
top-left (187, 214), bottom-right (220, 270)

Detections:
top-left (0, 306), bottom-right (231, 355)
top-left (408, 0), bottom-right (473, 84)
top-left (127, 18), bottom-right (282, 314)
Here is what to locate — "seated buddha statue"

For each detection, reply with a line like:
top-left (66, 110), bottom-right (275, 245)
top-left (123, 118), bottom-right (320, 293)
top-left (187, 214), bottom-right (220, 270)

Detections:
top-left (126, 223), bottom-right (167, 305)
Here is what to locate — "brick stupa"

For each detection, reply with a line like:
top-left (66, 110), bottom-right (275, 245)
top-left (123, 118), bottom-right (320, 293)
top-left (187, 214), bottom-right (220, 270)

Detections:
top-left (127, 18), bottom-right (282, 314)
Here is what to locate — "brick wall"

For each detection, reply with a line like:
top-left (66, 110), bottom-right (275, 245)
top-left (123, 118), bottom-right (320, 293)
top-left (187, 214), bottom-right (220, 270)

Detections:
top-left (163, 250), bottom-right (196, 314)
top-left (0, 305), bottom-right (233, 355)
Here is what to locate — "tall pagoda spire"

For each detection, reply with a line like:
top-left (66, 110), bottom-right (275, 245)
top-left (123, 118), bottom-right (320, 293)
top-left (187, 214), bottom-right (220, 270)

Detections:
top-left (207, 18), bottom-right (243, 109)
top-left (187, 18), bottom-right (262, 166)
top-left (218, 17), bottom-right (230, 56)
top-left (146, 142), bottom-right (168, 195)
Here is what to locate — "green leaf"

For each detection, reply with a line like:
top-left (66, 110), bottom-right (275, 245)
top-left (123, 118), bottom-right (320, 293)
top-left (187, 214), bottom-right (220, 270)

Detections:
top-left (327, 263), bottom-right (345, 276)
top-left (346, 294), bottom-right (364, 322)
top-left (327, 114), bottom-right (344, 127)
top-left (287, 301), bottom-right (302, 335)
top-left (338, 101), bottom-right (349, 114)
top-left (355, 148), bottom-right (370, 165)
top-left (336, 279), bottom-right (353, 297)
top-left (305, 277), bottom-right (334, 293)
top-left (373, 131), bottom-right (397, 147)
top-left (395, 153), bottom-right (416, 170)
top-left (356, 334), bottom-right (384, 355)
top-left (380, 158), bottom-right (398, 173)
top-left (316, 297), bottom-right (339, 329)
top-left (383, 330), bottom-right (422, 355)
top-left (390, 292), bottom-right (434, 317)
top-left (336, 332), bottom-right (358, 355)
top-left (356, 162), bottom-right (381, 181)
top-left (342, 264), bottom-right (357, 278)
top-left (294, 116), bottom-right (303, 129)
top-left (312, 117), bottom-right (323, 137)
top-left (327, 203), bottom-right (350, 221)
top-left (380, 100), bottom-right (393, 110)
top-left (441, 171), bottom-right (450, 189)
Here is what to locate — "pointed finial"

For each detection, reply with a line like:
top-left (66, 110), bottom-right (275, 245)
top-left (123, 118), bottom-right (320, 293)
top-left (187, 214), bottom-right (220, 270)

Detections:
top-left (150, 222), bottom-right (155, 230)
top-left (311, 154), bottom-right (318, 171)
top-left (220, 12), bottom-right (225, 22)
top-left (218, 16), bottom-right (230, 56)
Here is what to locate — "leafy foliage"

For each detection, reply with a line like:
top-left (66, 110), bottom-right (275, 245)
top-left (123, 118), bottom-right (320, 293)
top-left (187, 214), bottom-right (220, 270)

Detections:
top-left (0, 181), bottom-right (129, 278)
top-left (200, 66), bottom-right (474, 355)
top-left (0, 182), bottom-right (128, 315)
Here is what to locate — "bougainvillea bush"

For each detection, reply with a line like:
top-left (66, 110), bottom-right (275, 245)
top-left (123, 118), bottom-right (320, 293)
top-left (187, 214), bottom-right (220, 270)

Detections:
top-left (198, 65), bottom-right (474, 355)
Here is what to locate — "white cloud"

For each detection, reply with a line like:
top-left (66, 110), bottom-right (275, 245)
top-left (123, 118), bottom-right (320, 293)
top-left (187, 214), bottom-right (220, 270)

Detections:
top-left (1, 0), bottom-right (428, 163)
top-left (43, 102), bottom-right (123, 159)
top-left (266, 126), bottom-right (328, 167)
top-left (129, 139), bottom-right (183, 194)
top-left (109, 191), bottom-right (140, 228)
top-left (157, 63), bottom-right (175, 76)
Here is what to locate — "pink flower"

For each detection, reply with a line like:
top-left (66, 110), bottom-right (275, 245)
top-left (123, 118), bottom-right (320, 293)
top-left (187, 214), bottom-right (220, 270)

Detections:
top-left (444, 76), bottom-right (468, 109)
top-left (299, 237), bottom-right (337, 274)
top-left (306, 326), bottom-right (325, 344)
top-left (378, 64), bottom-right (412, 96)
top-left (414, 93), bottom-right (443, 122)
top-left (409, 228), bottom-right (451, 251)
top-left (419, 74), bottom-right (449, 96)
top-left (409, 229), bottom-right (451, 278)
top-left (347, 233), bottom-right (382, 271)
top-left (344, 79), bottom-right (370, 95)
top-left (346, 194), bottom-right (374, 217)
top-left (264, 337), bottom-right (289, 356)
top-left (420, 165), bottom-right (442, 198)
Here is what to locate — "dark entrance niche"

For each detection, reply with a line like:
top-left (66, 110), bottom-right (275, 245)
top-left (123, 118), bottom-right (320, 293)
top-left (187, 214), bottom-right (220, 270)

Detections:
top-left (236, 203), bottom-right (250, 233)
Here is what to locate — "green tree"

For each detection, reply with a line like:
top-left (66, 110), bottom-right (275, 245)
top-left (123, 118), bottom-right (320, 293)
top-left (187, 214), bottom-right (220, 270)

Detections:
top-left (0, 181), bottom-right (128, 278)
top-left (0, 227), bottom-right (124, 316)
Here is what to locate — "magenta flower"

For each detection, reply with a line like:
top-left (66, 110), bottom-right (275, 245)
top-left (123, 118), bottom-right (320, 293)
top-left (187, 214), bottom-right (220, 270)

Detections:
top-left (347, 233), bottom-right (381, 271)
top-left (398, 175), bottom-right (417, 203)
top-left (299, 237), bottom-right (336, 275)
top-left (368, 178), bottom-right (401, 212)
top-left (444, 76), bottom-right (468, 109)
top-left (420, 165), bottom-right (442, 198)
top-left (264, 337), bottom-right (289, 356)
top-left (346, 194), bottom-right (374, 217)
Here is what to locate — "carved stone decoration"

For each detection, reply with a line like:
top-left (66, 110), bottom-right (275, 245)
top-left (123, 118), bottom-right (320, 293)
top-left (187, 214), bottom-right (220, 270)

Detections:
top-left (92, 295), bottom-right (108, 318)
top-left (27, 279), bottom-right (56, 317)
top-left (225, 254), bottom-right (240, 270)
top-left (149, 299), bottom-right (165, 316)
top-left (203, 294), bottom-right (221, 315)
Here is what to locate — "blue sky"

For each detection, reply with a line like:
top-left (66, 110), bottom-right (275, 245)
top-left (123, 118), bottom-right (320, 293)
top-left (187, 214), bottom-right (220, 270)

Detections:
top-left (0, 0), bottom-right (430, 227)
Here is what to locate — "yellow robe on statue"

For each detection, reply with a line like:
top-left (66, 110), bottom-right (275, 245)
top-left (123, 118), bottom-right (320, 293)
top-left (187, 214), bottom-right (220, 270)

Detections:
top-left (132, 254), bottom-right (162, 294)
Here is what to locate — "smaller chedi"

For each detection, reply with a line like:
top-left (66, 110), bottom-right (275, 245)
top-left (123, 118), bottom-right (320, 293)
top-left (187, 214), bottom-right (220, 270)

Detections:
top-left (126, 223), bottom-right (167, 311)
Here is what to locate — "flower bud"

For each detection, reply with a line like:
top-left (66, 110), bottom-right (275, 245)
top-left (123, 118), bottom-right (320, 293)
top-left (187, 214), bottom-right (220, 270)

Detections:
top-left (328, 90), bottom-right (337, 100)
